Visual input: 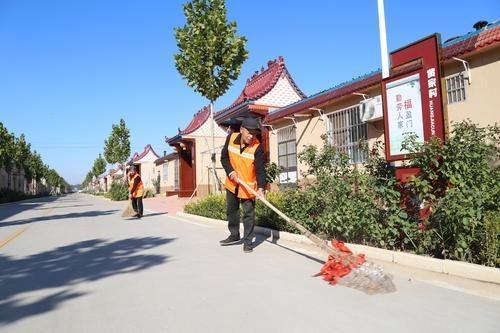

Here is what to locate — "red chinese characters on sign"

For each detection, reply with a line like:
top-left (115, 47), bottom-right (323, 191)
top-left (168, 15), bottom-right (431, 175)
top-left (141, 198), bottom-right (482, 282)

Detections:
top-left (382, 34), bottom-right (445, 161)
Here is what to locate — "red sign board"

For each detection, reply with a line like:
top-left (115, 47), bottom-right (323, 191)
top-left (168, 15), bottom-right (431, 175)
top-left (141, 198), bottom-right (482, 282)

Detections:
top-left (381, 34), bottom-right (445, 161)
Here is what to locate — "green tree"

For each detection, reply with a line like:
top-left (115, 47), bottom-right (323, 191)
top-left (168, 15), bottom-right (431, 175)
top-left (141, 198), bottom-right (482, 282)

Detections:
top-left (0, 123), bottom-right (16, 187)
top-left (26, 151), bottom-right (45, 194)
top-left (174, 0), bottom-right (248, 190)
top-left (104, 119), bottom-right (130, 182)
top-left (0, 123), bottom-right (12, 168)
top-left (83, 171), bottom-right (94, 190)
top-left (13, 134), bottom-right (31, 178)
top-left (43, 167), bottom-right (62, 194)
top-left (92, 154), bottom-right (107, 179)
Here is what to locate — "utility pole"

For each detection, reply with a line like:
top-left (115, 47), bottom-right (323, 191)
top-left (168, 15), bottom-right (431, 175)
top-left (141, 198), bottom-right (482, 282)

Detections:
top-left (377, 0), bottom-right (390, 79)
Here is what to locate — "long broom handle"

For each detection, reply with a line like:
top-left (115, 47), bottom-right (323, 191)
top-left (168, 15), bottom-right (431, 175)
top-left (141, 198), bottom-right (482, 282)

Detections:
top-left (239, 181), bottom-right (351, 260)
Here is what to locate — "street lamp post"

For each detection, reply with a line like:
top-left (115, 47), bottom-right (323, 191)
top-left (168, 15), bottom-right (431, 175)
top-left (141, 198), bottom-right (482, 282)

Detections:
top-left (377, 0), bottom-right (390, 79)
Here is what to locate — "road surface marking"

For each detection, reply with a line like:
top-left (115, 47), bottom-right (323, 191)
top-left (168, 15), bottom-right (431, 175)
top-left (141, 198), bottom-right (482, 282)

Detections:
top-left (0, 226), bottom-right (29, 249)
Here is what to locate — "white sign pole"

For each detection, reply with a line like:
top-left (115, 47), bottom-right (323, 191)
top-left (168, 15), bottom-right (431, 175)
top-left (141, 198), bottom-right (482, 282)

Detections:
top-left (377, 0), bottom-right (390, 79)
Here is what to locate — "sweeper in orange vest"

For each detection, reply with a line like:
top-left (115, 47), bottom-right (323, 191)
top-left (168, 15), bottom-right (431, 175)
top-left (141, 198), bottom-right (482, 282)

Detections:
top-left (128, 165), bottom-right (144, 218)
top-left (220, 117), bottom-right (266, 253)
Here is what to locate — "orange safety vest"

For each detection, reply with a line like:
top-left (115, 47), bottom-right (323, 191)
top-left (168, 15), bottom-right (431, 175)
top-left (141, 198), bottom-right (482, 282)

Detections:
top-left (128, 173), bottom-right (144, 198)
top-left (224, 133), bottom-right (260, 199)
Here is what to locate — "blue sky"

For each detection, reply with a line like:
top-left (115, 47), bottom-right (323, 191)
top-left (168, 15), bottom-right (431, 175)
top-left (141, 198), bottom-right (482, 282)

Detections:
top-left (1, 0), bottom-right (498, 184)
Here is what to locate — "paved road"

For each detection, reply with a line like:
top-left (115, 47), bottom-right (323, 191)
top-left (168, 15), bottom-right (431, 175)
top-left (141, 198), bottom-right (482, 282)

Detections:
top-left (0, 194), bottom-right (499, 333)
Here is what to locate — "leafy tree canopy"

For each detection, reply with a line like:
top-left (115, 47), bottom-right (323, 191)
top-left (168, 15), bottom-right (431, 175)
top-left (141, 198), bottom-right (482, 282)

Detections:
top-left (174, 0), bottom-right (248, 102)
top-left (104, 119), bottom-right (131, 166)
top-left (92, 154), bottom-right (107, 179)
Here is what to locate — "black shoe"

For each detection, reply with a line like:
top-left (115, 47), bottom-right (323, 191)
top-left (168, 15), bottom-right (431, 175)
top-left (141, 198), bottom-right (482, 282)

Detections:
top-left (243, 243), bottom-right (253, 253)
top-left (219, 235), bottom-right (240, 246)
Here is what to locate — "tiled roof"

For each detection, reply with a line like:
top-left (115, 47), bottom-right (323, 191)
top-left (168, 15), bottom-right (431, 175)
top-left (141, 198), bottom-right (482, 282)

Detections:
top-left (178, 105), bottom-right (211, 135)
top-left (154, 152), bottom-right (178, 166)
top-left (216, 56), bottom-right (306, 117)
top-left (266, 71), bottom-right (381, 123)
top-left (442, 21), bottom-right (500, 60)
top-left (267, 21), bottom-right (500, 123)
top-left (132, 144), bottom-right (160, 162)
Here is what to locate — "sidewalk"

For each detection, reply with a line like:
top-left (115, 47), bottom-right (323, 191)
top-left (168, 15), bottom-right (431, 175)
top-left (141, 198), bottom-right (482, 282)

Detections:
top-left (177, 211), bottom-right (500, 294)
top-left (142, 195), bottom-right (191, 214)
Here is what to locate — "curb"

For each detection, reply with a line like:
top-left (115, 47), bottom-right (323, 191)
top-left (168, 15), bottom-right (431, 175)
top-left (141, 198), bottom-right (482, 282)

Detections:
top-left (176, 212), bottom-right (500, 285)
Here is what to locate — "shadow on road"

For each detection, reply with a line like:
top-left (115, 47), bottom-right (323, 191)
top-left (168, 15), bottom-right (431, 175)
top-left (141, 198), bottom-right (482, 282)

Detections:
top-left (253, 233), bottom-right (325, 265)
top-left (34, 204), bottom-right (93, 210)
top-left (0, 236), bottom-right (174, 324)
top-left (0, 209), bottom-right (120, 228)
top-left (0, 196), bottom-right (60, 222)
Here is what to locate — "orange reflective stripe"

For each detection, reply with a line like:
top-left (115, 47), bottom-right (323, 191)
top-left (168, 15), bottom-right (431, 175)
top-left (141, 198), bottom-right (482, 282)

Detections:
top-left (128, 173), bottom-right (144, 197)
top-left (224, 133), bottom-right (260, 199)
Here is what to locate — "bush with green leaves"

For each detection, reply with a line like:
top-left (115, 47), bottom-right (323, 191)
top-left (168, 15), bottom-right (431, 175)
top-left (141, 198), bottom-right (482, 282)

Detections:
top-left (265, 162), bottom-right (282, 185)
top-left (184, 194), bottom-right (227, 220)
top-left (481, 211), bottom-right (499, 267)
top-left (108, 182), bottom-right (129, 201)
top-left (0, 188), bottom-right (34, 204)
top-left (184, 191), bottom-right (299, 233)
top-left (402, 121), bottom-right (499, 263)
top-left (255, 191), bottom-right (299, 233)
top-left (182, 121), bottom-right (499, 267)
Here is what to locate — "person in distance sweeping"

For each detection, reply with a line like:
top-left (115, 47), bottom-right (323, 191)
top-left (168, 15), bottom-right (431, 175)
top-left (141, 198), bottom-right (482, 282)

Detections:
top-left (128, 165), bottom-right (144, 219)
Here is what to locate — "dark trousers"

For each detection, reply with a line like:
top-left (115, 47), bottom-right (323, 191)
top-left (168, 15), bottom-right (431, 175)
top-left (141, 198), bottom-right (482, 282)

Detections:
top-left (131, 196), bottom-right (143, 216)
top-left (226, 189), bottom-right (255, 245)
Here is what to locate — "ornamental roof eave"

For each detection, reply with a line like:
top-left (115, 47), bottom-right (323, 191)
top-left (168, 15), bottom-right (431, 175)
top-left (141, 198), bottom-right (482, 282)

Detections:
top-left (154, 152), bottom-right (178, 165)
top-left (129, 144), bottom-right (160, 164)
top-left (215, 56), bottom-right (306, 121)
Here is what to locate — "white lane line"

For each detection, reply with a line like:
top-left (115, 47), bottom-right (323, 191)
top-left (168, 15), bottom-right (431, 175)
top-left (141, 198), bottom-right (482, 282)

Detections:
top-left (169, 215), bottom-right (213, 228)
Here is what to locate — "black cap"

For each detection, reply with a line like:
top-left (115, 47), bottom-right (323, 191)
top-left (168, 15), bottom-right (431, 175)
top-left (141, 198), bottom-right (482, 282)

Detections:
top-left (241, 117), bottom-right (260, 130)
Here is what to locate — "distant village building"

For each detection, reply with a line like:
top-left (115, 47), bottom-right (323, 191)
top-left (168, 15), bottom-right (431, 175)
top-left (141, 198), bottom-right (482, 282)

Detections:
top-left (128, 144), bottom-right (160, 191)
top-left (162, 56), bottom-right (306, 197)
top-left (154, 152), bottom-right (179, 195)
top-left (166, 106), bottom-right (227, 197)
top-left (214, 56), bottom-right (306, 159)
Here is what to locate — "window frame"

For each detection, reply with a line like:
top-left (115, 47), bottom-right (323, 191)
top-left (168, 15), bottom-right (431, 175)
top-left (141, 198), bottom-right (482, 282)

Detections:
top-left (277, 125), bottom-right (298, 185)
top-left (325, 104), bottom-right (367, 164)
top-left (445, 72), bottom-right (467, 104)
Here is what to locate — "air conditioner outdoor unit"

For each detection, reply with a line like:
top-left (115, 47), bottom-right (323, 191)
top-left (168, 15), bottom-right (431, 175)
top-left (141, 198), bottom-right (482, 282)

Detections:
top-left (360, 95), bottom-right (383, 122)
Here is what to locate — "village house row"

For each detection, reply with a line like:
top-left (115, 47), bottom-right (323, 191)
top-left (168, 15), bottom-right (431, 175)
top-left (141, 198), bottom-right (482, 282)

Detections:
top-left (92, 20), bottom-right (499, 197)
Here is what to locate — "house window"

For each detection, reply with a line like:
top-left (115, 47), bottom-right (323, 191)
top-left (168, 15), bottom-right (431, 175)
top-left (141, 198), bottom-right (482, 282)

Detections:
top-left (163, 162), bottom-right (168, 182)
top-left (445, 73), bottom-right (467, 104)
top-left (277, 126), bottom-right (297, 184)
top-left (326, 105), bottom-right (367, 163)
top-left (174, 159), bottom-right (179, 191)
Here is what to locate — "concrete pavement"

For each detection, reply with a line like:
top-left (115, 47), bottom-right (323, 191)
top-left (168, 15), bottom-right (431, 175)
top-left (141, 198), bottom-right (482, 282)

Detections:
top-left (0, 194), bottom-right (499, 332)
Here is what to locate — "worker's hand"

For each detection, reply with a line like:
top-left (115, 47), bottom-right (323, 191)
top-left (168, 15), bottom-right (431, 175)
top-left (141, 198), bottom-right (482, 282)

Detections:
top-left (256, 188), bottom-right (265, 198)
top-left (229, 171), bottom-right (239, 183)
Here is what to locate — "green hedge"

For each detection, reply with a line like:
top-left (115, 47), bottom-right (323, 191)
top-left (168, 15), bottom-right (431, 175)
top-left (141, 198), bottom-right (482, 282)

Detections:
top-left (0, 188), bottom-right (38, 203)
top-left (108, 182), bottom-right (129, 201)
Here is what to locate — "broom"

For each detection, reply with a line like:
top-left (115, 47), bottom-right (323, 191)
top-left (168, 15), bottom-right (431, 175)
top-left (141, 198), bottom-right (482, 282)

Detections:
top-left (239, 181), bottom-right (396, 295)
top-left (121, 199), bottom-right (136, 218)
